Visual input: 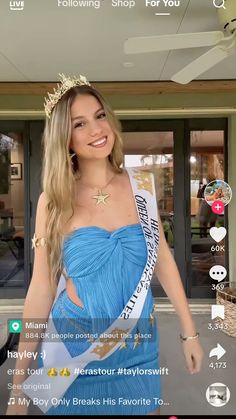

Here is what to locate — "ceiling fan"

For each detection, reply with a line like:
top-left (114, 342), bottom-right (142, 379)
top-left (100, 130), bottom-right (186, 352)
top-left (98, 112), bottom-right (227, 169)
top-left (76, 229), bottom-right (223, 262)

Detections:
top-left (124, 0), bottom-right (236, 84)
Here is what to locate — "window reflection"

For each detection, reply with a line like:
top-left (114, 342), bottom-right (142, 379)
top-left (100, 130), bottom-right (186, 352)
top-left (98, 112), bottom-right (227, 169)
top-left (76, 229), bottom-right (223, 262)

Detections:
top-left (0, 132), bottom-right (24, 290)
top-left (190, 131), bottom-right (225, 287)
top-left (123, 131), bottom-right (174, 248)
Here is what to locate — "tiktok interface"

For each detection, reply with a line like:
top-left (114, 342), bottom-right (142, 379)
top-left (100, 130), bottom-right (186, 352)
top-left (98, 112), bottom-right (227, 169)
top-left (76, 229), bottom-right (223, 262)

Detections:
top-left (0, 0), bottom-right (235, 416)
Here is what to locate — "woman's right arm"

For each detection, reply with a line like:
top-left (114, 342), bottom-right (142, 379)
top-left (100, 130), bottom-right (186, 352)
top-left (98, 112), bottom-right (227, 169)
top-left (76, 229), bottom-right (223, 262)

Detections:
top-left (6, 192), bottom-right (55, 413)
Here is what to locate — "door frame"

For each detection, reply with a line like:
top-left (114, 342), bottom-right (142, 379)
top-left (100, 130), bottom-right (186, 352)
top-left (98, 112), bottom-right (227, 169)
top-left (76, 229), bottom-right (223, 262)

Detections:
top-left (121, 118), bottom-right (228, 298)
top-left (0, 121), bottom-right (29, 298)
top-left (121, 119), bottom-right (186, 297)
top-left (186, 118), bottom-right (228, 298)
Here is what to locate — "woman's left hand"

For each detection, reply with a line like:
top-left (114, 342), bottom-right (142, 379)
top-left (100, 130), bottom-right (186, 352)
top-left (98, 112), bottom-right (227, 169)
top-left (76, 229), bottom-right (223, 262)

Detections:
top-left (181, 339), bottom-right (204, 374)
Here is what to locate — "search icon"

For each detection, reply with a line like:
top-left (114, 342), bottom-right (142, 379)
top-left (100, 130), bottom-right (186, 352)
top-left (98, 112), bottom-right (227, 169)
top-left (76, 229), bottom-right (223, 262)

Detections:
top-left (213, 0), bottom-right (226, 8)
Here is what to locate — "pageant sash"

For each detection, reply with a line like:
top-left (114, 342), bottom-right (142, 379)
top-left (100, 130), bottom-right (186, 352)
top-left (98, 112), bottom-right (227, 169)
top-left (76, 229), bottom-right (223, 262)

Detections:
top-left (22, 167), bottom-right (159, 413)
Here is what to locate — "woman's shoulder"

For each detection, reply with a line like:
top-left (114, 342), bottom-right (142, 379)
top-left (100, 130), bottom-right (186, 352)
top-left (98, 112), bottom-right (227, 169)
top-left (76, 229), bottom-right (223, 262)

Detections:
top-left (36, 191), bottom-right (49, 213)
top-left (36, 192), bottom-right (51, 217)
top-left (38, 191), bottom-right (49, 204)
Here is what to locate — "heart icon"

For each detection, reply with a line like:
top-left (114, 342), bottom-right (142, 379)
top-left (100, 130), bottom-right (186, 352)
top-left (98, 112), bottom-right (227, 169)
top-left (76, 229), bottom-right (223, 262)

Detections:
top-left (210, 227), bottom-right (227, 243)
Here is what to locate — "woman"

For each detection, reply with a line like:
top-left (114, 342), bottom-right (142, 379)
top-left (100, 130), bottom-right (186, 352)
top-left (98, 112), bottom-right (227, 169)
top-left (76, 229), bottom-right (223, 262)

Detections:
top-left (6, 74), bottom-right (203, 416)
top-left (205, 187), bottom-right (224, 202)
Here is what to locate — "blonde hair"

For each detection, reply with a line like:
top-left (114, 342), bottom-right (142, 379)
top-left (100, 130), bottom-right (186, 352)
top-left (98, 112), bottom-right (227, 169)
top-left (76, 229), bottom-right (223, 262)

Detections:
top-left (41, 85), bottom-right (124, 294)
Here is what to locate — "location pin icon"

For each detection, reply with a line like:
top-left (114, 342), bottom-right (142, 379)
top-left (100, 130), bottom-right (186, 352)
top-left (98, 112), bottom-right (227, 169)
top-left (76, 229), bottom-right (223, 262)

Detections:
top-left (9, 320), bottom-right (22, 333)
top-left (12, 322), bottom-right (19, 331)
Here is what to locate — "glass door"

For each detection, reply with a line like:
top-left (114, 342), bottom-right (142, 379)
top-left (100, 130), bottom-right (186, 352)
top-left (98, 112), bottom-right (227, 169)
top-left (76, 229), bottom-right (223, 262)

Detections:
top-left (0, 120), bottom-right (44, 299)
top-left (0, 122), bottom-right (27, 298)
top-left (121, 118), bottom-right (228, 299)
top-left (191, 131), bottom-right (225, 290)
top-left (188, 120), bottom-right (228, 298)
top-left (123, 132), bottom-right (174, 247)
top-left (121, 120), bottom-right (185, 297)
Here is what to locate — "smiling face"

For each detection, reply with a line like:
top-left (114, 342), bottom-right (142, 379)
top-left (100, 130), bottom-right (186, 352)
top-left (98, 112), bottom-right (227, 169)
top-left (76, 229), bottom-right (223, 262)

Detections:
top-left (69, 94), bottom-right (115, 161)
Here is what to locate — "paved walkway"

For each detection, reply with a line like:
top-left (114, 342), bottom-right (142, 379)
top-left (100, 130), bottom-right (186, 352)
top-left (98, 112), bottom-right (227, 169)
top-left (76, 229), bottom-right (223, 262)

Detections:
top-left (0, 312), bottom-right (235, 415)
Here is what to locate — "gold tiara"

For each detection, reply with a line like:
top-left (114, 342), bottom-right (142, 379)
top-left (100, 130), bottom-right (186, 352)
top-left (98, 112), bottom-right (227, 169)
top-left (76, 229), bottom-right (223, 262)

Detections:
top-left (44, 73), bottom-right (91, 118)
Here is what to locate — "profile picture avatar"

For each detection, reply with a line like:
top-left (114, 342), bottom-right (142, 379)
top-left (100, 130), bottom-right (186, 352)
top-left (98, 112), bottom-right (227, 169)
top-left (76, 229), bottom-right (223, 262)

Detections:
top-left (204, 180), bottom-right (232, 206)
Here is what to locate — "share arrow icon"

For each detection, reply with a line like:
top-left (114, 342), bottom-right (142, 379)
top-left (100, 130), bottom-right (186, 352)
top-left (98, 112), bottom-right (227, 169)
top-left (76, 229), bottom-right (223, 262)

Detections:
top-left (209, 343), bottom-right (226, 360)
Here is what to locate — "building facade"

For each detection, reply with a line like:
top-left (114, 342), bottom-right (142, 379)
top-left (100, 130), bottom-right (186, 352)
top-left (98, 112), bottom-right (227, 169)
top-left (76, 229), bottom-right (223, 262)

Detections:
top-left (0, 82), bottom-right (235, 300)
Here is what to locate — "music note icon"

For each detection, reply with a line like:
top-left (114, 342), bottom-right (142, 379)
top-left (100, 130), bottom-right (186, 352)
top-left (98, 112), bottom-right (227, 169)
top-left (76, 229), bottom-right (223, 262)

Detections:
top-left (8, 397), bottom-right (15, 405)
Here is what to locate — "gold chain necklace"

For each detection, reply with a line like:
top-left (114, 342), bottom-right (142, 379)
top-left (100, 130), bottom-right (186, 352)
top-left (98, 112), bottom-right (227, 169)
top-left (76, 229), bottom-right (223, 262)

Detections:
top-left (79, 173), bottom-right (116, 205)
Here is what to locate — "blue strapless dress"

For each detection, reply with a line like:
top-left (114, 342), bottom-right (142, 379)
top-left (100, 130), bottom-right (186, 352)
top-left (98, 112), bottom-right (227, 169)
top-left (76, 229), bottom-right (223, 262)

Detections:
top-left (46, 223), bottom-right (161, 415)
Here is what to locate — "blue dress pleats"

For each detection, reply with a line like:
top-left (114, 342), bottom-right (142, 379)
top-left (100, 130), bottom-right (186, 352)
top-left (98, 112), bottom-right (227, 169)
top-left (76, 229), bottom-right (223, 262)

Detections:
top-left (44, 224), bottom-right (161, 415)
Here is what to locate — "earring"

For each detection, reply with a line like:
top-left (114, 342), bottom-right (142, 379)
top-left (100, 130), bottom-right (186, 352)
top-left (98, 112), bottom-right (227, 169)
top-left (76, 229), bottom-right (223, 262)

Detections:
top-left (70, 153), bottom-right (76, 160)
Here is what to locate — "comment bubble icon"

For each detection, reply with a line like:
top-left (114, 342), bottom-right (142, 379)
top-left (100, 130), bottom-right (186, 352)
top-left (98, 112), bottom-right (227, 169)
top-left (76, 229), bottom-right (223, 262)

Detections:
top-left (209, 265), bottom-right (227, 282)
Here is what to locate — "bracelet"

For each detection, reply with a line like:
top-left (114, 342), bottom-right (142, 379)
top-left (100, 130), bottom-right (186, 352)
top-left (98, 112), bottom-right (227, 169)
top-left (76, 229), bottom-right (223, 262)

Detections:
top-left (179, 332), bottom-right (199, 342)
top-left (32, 233), bottom-right (47, 249)
top-left (10, 388), bottom-right (26, 397)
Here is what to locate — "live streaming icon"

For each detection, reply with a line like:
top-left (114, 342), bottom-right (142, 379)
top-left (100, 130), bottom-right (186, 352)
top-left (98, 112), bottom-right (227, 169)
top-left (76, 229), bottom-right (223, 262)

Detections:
top-left (9, 1), bottom-right (24, 11)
